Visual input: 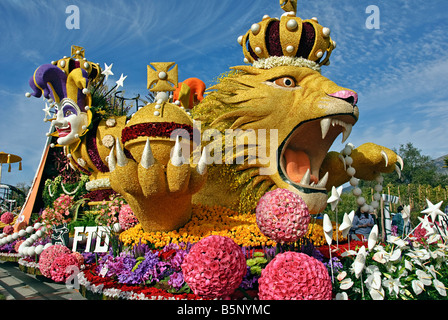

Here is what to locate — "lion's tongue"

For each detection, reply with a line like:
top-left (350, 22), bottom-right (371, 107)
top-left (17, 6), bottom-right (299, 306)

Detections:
top-left (284, 149), bottom-right (318, 184)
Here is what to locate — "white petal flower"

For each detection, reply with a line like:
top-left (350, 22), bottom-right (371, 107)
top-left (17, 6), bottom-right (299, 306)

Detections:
top-left (340, 278), bottom-right (354, 290)
top-left (353, 246), bottom-right (367, 279)
top-left (433, 279), bottom-right (447, 297)
top-left (412, 280), bottom-right (424, 295)
top-left (416, 269), bottom-right (432, 286)
top-left (369, 287), bottom-right (385, 300)
top-left (335, 292), bottom-right (348, 300)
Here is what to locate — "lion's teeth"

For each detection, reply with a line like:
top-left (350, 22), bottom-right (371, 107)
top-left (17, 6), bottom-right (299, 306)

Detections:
top-left (300, 168), bottom-right (311, 185)
top-left (341, 123), bottom-right (352, 143)
top-left (320, 118), bottom-right (332, 140)
top-left (317, 172), bottom-right (329, 188)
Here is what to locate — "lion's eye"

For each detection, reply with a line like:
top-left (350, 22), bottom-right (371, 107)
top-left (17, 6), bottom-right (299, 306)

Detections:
top-left (273, 77), bottom-right (296, 88)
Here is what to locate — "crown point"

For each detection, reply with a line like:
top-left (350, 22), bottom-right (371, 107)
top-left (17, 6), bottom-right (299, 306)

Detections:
top-left (286, 45), bottom-right (295, 53)
top-left (60, 60), bottom-right (66, 68)
top-left (262, 15), bottom-right (270, 20)
top-left (311, 17), bottom-right (319, 22)
top-left (82, 88), bottom-right (89, 95)
top-left (84, 62), bottom-right (90, 69)
top-left (332, 40), bottom-right (337, 49)
top-left (244, 58), bottom-right (250, 64)
top-left (251, 23), bottom-right (261, 35)
top-left (316, 50), bottom-right (323, 58)
top-left (237, 35), bottom-right (244, 46)
top-left (325, 60), bottom-right (331, 66)
top-left (51, 61), bottom-right (56, 65)
top-left (322, 27), bottom-right (331, 37)
top-left (25, 92), bottom-right (31, 98)
top-left (254, 47), bottom-right (263, 54)
top-left (286, 19), bottom-right (298, 31)
top-left (154, 111), bottom-right (160, 116)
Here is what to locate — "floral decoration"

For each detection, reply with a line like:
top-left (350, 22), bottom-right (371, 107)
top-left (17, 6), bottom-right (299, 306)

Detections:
top-left (1, 212), bottom-right (14, 225)
top-left (38, 244), bottom-right (72, 278)
top-left (258, 251), bottom-right (332, 300)
top-left (181, 235), bottom-right (247, 299)
top-left (2, 225), bottom-right (13, 235)
top-left (118, 204), bottom-right (139, 231)
top-left (50, 253), bottom-right (80, 282)
top-left (121, 122), bottom-right (195, 143)
top-left (255, 188), bottom-right (310, 243)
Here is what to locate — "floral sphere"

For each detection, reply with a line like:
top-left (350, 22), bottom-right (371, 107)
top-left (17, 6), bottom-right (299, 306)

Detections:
top-left (256, 188), bottom-right (310, 243)
top-left (14, 240), bottom-right (24, 253)
top-left (181, 235), bottom-right (247, 299)
top-left (71, 251), bottom-right (85, 266)
top-left (50, 253), bottom-right (80, 283)
top-left (118, 204), bottom-right (139, 231)
top-left (258, 251), bottom-right (332, 300)
top-left (1, 212), bottom-right (14, 224)
top-left (3, 225), bottom-right (13, 235)
top-left (38, 244), bottom-right (71, 278)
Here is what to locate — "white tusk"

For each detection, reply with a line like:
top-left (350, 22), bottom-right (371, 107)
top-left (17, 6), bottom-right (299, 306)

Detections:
top-left (171, 136), bottom-right (185, 167)
top-left (107, 146), bottom-right (116, 172)
top-left (197, 148), bottom-right (208, 175)
top-left (338, 154), bottom-right (347, 171)
top-left (381, 150), bottom-right (389, 167)
top-left (300, 168), bottom-right (311, 185)
top-left (395, 164), bottom-right (402, 179)
top-left (141, 138), bottom-right (155, 169)
top-left (320, 118), bottom-right (332, 140)
top-left (115, 137), bottom-right (128, 167)
top-left (397, 155), bottom-right (404, 170)
top-left (341, 124), bottom-right (352, 143)
top-left (317, 172), bottom-right (329, 188)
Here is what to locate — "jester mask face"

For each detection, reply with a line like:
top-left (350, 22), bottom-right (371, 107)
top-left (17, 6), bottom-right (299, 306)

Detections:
top-left (53, 98), bottom-right (88, 146)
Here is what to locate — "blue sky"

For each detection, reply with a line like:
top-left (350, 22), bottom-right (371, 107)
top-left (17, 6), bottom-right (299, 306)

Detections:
top-left (0, 0), bottom-right (447, 187)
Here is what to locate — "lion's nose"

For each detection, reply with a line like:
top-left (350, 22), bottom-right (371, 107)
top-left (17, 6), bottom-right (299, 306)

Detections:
top-left (328, 90), bottom-right (358, 106)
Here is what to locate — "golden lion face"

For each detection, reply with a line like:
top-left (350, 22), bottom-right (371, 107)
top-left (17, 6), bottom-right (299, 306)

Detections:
top-left (194, 65), bottom-right (359, 214)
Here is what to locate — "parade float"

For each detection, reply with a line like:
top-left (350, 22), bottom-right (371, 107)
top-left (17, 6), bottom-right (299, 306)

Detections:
top-left (1, 0), bottom-right (448, 301)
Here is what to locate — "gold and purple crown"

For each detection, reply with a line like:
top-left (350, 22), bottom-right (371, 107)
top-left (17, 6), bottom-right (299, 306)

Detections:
top-left (237, 0), bottom-right (336, 70)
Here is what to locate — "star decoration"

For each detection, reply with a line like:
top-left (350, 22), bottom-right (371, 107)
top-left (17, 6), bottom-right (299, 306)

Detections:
top-left (115, 73), bottom-right (127, 89)
top-left (42, 102), bottom-right (53, 121)
top-left (327, 185), bottom-right (343, 211)
top-left (323, 214), bottom-right (333, 246)
top-left (102, 63), bottom-right (114, 82)
top-left (418, 215), bottom-right (435, 237)
top-left (339, 210), bottom-right (354, 238)
top-left (421, 199), bottom-right (445, 222)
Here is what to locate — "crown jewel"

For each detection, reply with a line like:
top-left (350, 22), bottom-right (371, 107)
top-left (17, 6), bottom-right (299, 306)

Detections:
top-left (238, 0), bottom-right (336, 70)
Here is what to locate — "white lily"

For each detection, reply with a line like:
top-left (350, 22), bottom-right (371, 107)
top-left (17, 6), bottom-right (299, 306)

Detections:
top-left (353, 246), bottom-right (367, 279)
top-left (388, 236), bottom-right (408, 248)
top-left (402, 205), bottom-right (411, 226)
top-left (411, 280), bottom-right (424, 295)
top-left (389, 248), bottom-right (402, 262)
top-left (368, 225), bottom-right (378, 251)
top-left (335, 292), bottom-right (349, 300)
top-left (340, 278), bottom-right (354, 290)
top-left (416, 269), bottom-right (432, 286)
top-left (368, 287), bottom-right (385, 300)
top-left (365, 265), bottom-right (382, 291)
top-left (382, 277), bottom-right (402, 297)
top-left (433, 279), bottom-right (447, 297)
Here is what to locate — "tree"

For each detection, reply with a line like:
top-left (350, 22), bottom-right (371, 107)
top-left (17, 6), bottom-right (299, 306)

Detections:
top-left (381, 142), bottom-right (448, 187)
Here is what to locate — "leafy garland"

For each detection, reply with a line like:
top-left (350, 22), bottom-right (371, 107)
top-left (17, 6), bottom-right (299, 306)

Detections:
top-left (43, 175), bottom-right (89, 208)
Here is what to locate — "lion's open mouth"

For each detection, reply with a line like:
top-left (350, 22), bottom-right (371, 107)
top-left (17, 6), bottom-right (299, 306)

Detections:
top-left (278, 114), bottom-right (356, 193)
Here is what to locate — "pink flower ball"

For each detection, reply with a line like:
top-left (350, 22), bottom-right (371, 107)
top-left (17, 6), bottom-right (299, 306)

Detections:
top-left (39, 244), bottom-right (71, 278)
top-left (256, 188), bottom-right (310, 243)
top-left (118, 204), bottom-right (139, 231)
top-left (182, 235), bottom-right (247, 299)
top-left (50, 253), bottom-right (80, 283)
top-left (258, 251), bottom-right (332, 300)
top-left (71, 251), bottom-right (85, 266)
top-left (3, 225), bottom-right (13, 235)
top-left (1, 212), bottom-right (14, 224)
